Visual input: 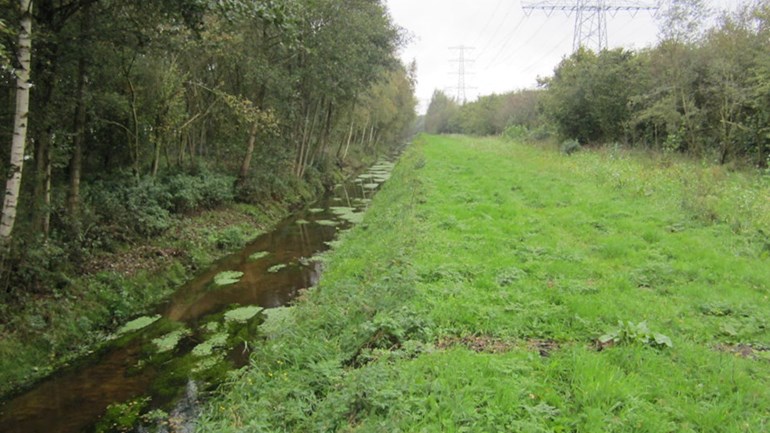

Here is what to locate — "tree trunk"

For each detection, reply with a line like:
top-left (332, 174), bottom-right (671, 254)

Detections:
top-left (338, 114), bottom-right (355, 161)
top-left (238, 121), bottom-right (259, 184)
top-left (0, 0), bottom-right (34, 246)
top-left (67, 6), bottom-right (89, 225)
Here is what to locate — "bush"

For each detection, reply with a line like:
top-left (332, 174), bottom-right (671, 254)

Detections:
top-left (561, 139), bottom-right (581, 155)
top-left (163, 171), bottom-right (235, 213)
top-left (502, 124), bottom-right (529, 141)
top-left (528, 125), bottom-right (554, 141)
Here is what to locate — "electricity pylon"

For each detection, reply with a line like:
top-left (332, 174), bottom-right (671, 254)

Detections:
top-left (449, 46), bottom-right (476, 104)
top-left (522, 0), bottom-right (660, 52)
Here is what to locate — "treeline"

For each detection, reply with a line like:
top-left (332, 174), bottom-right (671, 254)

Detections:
top-left (426, 0), bottom-right (770, 167)
top-left (0, 0), bottom-right (415, 292)
top-left (424, 89), bottom-right (543, 137)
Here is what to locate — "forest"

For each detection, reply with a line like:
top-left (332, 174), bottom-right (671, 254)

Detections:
top-left (426, 0), bottom-right (770, 167)
top-left (0, 0), bottom-right (415, 294)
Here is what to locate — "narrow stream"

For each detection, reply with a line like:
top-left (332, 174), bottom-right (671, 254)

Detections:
top-left (0, 160), bottom-right (395, 433)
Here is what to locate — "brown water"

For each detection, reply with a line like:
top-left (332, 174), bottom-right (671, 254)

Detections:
top-left (0, 164), bottom-right (391, 433)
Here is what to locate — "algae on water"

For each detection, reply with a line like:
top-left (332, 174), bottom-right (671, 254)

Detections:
top-left (214, 271), bottom-right (244, 286)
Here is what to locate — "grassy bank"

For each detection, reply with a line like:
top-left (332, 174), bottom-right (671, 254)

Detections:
top-left (0, 201), bottom-right (292, 398)
top-left (197, 135), bottom-right (770, 432)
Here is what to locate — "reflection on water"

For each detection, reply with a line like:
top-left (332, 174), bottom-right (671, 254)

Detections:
top-left (0, 167), bottom-right (389, 433)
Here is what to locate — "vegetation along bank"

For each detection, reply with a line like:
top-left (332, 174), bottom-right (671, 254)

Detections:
top-left (197, 134), bottom-right (770, 432)
top-left (0, 0), bottom-right (415, 397)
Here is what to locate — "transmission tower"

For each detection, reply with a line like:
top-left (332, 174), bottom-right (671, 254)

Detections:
top-left (522, 1), bottom-right (659, 52)
top-left (449, 46), bottom-right (476, 104)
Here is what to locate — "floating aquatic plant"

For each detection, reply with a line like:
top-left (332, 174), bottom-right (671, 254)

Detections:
top-left (249, 251), bottom-right (270, 261)
top-left (224, 306), bottom-right (263, 324)
top-left (338, 211), bottom-right (364, 224)
top-left (152, 328), bottom-right (190, 353)
top-left (117, 315), bottom-right (161, 335)
top-left (329, 206), bottom-right (355, 215)
top-left (268, 264), bottom-right (287, 273)
top-left (214, 270), bottom-right (244, 286)
top-left (315, 219), bottom-right (338, 227)
top-left (191, 332), bottom-right (228, 357)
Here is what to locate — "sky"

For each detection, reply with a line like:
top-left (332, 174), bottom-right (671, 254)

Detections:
top-left (384, 0), bottom-right (739, 114)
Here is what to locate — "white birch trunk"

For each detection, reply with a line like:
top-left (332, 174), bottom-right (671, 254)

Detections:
top-left (1, 0), bottom-right (34, 245)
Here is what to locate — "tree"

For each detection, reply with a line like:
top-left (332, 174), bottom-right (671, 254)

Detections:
top-left (425, 90), bottom-right (459, 134)
top-left (0, 0), bottom-right (33, 246)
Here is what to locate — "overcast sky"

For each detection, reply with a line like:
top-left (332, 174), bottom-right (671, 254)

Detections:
top-left (384, 0), bottom-right (739, 113)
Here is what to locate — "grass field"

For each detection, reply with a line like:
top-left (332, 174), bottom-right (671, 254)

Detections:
top-left (197, 135), bottom-right (770, 432)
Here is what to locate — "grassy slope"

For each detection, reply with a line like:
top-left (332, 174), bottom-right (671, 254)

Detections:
top-left (198, 135), bottom-right (770, 432)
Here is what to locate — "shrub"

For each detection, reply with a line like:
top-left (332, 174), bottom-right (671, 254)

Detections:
top-left (561, 138), bottom-right (581, 155)
top-left (502, 124), bottom-right (529, 141)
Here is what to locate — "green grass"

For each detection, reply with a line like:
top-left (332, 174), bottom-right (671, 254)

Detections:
top-left (197, 135), bottom-right (770, 432)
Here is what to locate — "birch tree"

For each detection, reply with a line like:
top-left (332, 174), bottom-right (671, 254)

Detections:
top-left (0, 0), bottom-right (33, 246)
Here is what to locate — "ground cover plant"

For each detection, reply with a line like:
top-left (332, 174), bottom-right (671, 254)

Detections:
top-left (197, 135), bottom-right (770, 432)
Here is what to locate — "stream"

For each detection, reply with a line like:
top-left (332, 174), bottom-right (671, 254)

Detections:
top-left (0, 160), bottom-right (395, 433)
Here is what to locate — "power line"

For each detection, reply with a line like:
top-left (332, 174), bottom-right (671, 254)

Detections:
top-left (448, 45), bottom-right (476, 104)
top-left (522, 0), bottom-right (660, 52)
top-left (485, 15), bottom-right (550, 69)
top-left (471, 0), bottom-right (505, 49)
top-left (474, 2), bottom-right (520, 60)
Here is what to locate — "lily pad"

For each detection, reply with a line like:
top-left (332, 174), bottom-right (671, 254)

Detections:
top-left (117, 315), bottom-right (161, 335)
top-left (213, 271), bottom-right (244, 286)
top-left (268, 264), bottom-right (287, 273)
top-left (339, 212), bottom-right (364, 224)
top-left (315, 219), bottom-right (339, 227)
top-left (192, 332), bottom-right (228, 357)
top-left (152, 328), bottom-right (190, 353)
top-left (249, 251), bottom-right (270, 261)
top-left (192, 355), bottom-right (224, 373)
top-left (329, 206), bottom-right (355, 215)
top-left (203, 321), bottom-right (220, 334)
top-left (224, 306), bottom-right (264, 324)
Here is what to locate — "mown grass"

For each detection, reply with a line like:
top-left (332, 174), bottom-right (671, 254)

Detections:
top-left (197, 135), bottom-right (770, 432)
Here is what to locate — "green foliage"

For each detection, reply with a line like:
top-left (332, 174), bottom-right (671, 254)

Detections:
top-left (599, 321), bottom-right (673, 348)
top-left (502, 124), bottom-right (529, 141)
top-left (542, 48), bottom-right (640, 144)
top-left (95, 397), bottom-right (151, 433)
top-left (425, 89), bottom-right (543, 137)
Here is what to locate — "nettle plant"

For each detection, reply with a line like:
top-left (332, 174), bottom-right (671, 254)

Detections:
top-left (599, 320), bottom-right (673, 349)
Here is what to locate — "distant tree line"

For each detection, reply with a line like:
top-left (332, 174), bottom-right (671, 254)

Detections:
top-left (425, 0), bottom-right (770, 167)
top-left (424, 89), bottom-right (543, 137)
top-left (0, 0), bottom-right (415, 292)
